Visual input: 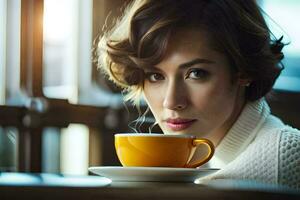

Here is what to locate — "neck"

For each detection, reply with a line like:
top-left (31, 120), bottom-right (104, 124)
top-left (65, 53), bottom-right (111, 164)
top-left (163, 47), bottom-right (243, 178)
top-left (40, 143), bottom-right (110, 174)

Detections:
top-left (207, 87), bottom-right (247, 147)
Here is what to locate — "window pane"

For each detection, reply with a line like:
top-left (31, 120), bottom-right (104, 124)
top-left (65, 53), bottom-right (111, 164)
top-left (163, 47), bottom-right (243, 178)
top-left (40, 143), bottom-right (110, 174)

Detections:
top-left (0, 127), bottom-right (18, 172)
top-left (262, 0), bottom-right (300, 56)
top-left (0, 0), bottom-right (20, 173)
top-left (42, 127), bottom-right (61, 173)
top-left (60, 124), bottom-right (89, 175)
top-left (43, 0), bottom-right (79, 102)
top-left (0, 0), bottom-right (6, 104)
top-left (43, 0), bottom-right (94, 105)
top-left (261, 0), bottom-right (300, 91)
top-left (1, 0), bottom-right (22, 104)
top-left (42, 125), bottom-right (90, 175)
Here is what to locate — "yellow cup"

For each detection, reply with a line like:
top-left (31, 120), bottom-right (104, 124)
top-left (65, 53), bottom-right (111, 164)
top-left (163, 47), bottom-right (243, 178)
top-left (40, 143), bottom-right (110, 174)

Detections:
top-left (115, 133), bottom-right (214, 168)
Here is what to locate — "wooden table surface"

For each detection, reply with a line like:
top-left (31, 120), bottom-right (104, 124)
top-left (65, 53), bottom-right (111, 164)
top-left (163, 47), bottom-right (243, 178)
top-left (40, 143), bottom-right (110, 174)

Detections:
top-left (0, 173), bottom-right (299, 200)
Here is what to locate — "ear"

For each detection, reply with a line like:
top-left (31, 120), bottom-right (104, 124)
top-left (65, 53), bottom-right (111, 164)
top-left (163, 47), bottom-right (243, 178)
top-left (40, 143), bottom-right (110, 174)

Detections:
top-left (238, 79), bottom-right (251, 87)
top-left (237, 73), bottom-right (252, 87)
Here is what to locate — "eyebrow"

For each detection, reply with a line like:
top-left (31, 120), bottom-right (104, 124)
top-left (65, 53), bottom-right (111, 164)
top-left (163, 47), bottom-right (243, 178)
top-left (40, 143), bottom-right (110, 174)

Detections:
top-left (178, 58), bottom-right (215, 69)
top-left (144, 58), bottom-right (215, 71)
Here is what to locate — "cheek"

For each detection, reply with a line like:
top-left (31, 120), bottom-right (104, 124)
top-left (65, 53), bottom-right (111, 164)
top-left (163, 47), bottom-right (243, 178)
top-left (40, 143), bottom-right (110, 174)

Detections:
top-left (190, 80), bottom-right (238, 112)
top-left (143, 85), bottom-right (164, 113)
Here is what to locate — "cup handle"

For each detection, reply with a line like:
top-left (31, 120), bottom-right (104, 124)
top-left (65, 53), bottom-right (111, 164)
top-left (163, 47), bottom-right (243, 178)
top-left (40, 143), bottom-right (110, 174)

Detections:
top-left (185, 138), bottom-right (215, 168)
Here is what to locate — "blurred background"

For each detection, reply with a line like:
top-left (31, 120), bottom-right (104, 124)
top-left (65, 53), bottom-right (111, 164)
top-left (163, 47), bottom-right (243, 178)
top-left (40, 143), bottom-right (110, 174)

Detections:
top-left (0, 0), bottom-right (299, 175)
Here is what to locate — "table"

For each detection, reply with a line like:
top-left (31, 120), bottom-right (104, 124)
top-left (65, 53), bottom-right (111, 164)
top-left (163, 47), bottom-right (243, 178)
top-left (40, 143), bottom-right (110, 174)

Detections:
top-left (0, 173), bottom-right (299, 200)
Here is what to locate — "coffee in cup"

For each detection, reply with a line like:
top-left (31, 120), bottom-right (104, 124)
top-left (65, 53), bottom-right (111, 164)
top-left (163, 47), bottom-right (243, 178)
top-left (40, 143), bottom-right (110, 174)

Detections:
top-left (115, 133), bottom-right (214, 168)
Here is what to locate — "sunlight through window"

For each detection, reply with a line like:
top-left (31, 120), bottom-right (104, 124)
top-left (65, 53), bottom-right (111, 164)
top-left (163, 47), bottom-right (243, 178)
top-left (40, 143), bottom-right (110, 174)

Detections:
top-left (43, 0), bottom-right (92, 175)
top-left (43, 0), bottom-right (79, 103)
top-left (262, 0), bottom-right (300, 56)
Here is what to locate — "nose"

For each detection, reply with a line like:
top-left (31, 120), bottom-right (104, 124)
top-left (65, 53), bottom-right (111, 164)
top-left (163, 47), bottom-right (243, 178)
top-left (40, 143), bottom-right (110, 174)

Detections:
top-left (163, 80), bottom-right (188, 110)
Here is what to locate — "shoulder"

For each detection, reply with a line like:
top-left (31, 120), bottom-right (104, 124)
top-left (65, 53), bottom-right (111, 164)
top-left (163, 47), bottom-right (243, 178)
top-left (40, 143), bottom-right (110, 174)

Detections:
top-left (256, 120), bottom-right (300, 155)
top-left (277, 126), bottom-right (300, 189)
top-left (278, 126), bottom-right (300, 161)
top-left (256, 114), bottom-right (298, 142)
top-left (252, 122), bottom-right (300, 165)
top-left (277, 126), bottom-right (300, 166)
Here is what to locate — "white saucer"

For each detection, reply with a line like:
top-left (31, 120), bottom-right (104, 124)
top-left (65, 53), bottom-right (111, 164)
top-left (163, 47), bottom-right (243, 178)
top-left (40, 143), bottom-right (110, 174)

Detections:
top-left (89, 166), bottom-right (219, 182)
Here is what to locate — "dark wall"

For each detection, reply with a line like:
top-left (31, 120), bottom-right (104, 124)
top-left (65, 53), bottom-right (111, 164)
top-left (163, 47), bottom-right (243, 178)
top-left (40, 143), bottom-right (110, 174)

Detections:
top-left (267, 90), bottom-right (300, 129)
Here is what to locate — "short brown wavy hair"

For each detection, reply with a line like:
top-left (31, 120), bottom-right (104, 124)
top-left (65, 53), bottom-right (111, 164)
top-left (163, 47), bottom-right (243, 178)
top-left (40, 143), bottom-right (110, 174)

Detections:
top-left (96, 0), bottom-right (285, 104)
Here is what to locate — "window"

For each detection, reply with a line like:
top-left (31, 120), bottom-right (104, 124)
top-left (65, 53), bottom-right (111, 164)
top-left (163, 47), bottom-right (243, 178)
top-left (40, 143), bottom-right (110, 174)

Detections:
top-left (0, 0), bottom-right (123, 175)
top-left (0, 0), bottom-right (21, 172)
top-left (0, 0), bottom-right (6, 105)
top-left (260, 0), bottom-right (300, 92)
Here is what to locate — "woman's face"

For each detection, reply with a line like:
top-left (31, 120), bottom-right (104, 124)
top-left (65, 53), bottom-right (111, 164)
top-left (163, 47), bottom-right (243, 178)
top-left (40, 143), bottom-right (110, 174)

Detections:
top-left (143, 28), bottom-right (246, 144)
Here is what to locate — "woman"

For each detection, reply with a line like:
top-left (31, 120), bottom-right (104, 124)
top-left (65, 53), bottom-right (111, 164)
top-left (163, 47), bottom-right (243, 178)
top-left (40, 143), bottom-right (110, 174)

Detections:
top-left (97, 0), bottom-right (300, 189)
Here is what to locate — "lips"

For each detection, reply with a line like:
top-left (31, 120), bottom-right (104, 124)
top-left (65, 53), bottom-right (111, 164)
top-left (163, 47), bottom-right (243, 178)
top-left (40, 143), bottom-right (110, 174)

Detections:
top-left (165, 118), bottom-right (196, 131)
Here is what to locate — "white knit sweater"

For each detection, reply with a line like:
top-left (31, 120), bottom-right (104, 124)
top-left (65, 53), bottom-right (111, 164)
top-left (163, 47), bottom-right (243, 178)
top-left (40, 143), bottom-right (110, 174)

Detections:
top-left (198, 98), bottom-right (300, 190)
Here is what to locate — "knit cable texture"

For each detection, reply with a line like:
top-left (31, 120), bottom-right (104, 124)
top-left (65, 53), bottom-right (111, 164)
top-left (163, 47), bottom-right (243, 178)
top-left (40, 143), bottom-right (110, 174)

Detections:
top-left (197, 99), bottom-right (300, 190)
top-left (278, 127), bottom-right (300, 189)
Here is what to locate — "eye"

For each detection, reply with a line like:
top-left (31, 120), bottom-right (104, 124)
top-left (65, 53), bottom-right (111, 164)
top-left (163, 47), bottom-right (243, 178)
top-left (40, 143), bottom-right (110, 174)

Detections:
top-left (186, 68), bottom-right (209, 80)
top-left (145, 72), bottom-right (165, 82)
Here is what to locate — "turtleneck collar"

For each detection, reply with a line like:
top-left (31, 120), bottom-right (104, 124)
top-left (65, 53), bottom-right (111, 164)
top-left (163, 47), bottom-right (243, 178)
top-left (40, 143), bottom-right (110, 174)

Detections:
top-left (208, 98), bottom-right (270, 168)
